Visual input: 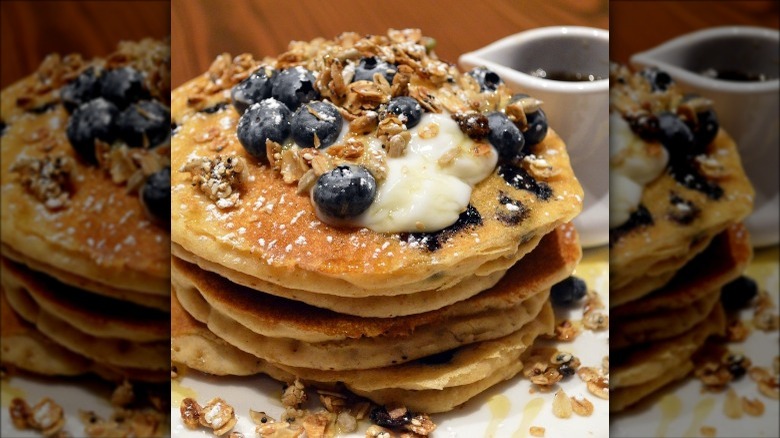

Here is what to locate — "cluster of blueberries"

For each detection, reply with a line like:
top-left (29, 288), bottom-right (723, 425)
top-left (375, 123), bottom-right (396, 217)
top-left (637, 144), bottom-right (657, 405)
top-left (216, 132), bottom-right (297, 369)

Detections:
top-left (626, 68), bottom-right (723, 198)
top-left (62, 66), bottom-right (171, 224)
top-left (231, 58), bottom-right (550, 223)
top-left (628, 68), bottom-right (720, 164)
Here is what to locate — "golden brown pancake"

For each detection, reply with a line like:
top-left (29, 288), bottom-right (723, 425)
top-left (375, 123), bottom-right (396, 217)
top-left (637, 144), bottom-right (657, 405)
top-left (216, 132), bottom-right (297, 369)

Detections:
top-left (612, 223), bottom-right (751, 317)
top-left (171, 225), bottom-right (578, 340)
top-left (171, 285), bottom-right (554, 413)
top-left (609, 64), bottom-right (753, 306)
top-left (0, 39), bottom-right (171, 296)
top-left (1, 257), bottom-right (169, 342)
top-left (611, 287), bottom-right (720, 350)
top-left (610, 129), bottom-right (753, 306)
top-left (172, 222), bottom-right (579, 318)
top-left (171, 31), bottom-right (583, 300)
top-left (1, 287), bottom-right (91, 376)
top-left (610, 361), bottom-right (694, 413)
top-left (611, 303), bottom-right (725, 389)
top-left (1, 243), bottom-right (169, 311)
top-left (176, 272), bottom-right (550, 370)
top-left (2, 286), bottom-right (168, 382)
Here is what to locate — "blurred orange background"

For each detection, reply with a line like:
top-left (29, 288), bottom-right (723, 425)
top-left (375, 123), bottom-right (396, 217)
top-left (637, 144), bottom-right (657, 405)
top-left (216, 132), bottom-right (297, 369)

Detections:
top-left (1, 1), bottom-right (169, 88)
top-left (611, 1), bottom-right (779, 63)
top-left (171, 0), bottom-right (609, 88)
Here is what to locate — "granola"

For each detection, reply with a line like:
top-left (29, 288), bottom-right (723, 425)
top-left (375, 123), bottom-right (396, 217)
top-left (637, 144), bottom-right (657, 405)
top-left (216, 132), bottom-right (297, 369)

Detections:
top-left (11, 155), bottom-right (74, 210)
top-left (180, 154), bottom-right (245, 208)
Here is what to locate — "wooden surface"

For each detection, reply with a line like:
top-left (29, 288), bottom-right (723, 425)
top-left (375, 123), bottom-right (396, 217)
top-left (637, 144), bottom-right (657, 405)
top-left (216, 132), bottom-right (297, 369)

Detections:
top-left (0, 1), bottom-right (170, 88)
top-left (611, 1), bottom-right (779, 64)
top-left (171, 0), bottom-right (608, 88)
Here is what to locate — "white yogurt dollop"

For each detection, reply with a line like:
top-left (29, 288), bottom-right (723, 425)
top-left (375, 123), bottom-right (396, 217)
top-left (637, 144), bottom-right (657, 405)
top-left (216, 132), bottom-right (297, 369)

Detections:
top-left (609, 113), bottom-right (669, 228)
top-left (356, 113), bottom-right (498, 233)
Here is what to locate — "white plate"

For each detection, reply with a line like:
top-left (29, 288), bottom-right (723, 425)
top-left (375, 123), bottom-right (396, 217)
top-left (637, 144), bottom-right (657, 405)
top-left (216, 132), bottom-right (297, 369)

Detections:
top-left (611, 247), bottom-right (780, 438)
top-left (170, 250), bottom-right (609, 437)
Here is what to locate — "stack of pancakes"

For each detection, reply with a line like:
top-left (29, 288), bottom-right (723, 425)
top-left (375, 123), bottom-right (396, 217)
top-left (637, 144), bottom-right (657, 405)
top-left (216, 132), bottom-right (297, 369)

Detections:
top-left (609, 65), bottom-right (754, 412)
top-left (0, 39), bottom-right (171, 384)
top-left (171, 30), bottom-right (584, 413)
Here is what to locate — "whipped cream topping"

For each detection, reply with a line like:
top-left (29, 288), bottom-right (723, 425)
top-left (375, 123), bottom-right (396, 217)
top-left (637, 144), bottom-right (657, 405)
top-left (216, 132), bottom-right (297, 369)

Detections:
top-left (354, 113), bottom-right (497, 233)
top-left (609, 113), bottom-right (668, 228)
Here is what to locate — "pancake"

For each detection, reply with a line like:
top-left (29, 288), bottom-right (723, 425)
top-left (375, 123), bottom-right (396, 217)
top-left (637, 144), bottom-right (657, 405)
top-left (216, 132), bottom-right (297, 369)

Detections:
top-left (610, 288), bottom-right (720, 350)
top-left (1, 257), bottom-right (168, 342)
top-left (172, 224), bottom-right (577, 338)
top-left (173, 222), bottom-right (579, 318)
top-left (0, 38), bottom-right (171, 296)
top-left (609, 64), bottom-right (754, 305)
top-left (610, 361), bottom-right (694, 413)
top-left (171, 285), bottom-right (554, 413)
top-left (2, 286), bottom-right (169, 383)
top-left (1, 287), bottom-right (92, 376)
top-left (171, 288), bottom-right (286, 378)
top-left (1, 260), bottom-right (168, 371)
top-left (1, 243), bottom-right (169, 311)
top-left (171, 30), bottom-right (583, 300)
top-left (611, 303), bottom-right (725, 389)
top-left (612, 223), bottom-right (751, 316)
top-left (176, 273), bottom-right (549, 370)
top-left (35, 310), bottom-right (168, 372)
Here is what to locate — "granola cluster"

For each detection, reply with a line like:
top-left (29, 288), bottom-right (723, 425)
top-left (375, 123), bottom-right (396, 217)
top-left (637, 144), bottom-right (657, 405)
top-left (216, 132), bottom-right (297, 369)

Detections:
top-left (96, 142), bottom-right (171, 193)
top-left (180, 154), bottom-right (245, 208)
top-left (553, 288), bottom-right (609, 342)
top-left (11, 154), bottom-right (74, 210)
top-left (609, 63), bottom-right (714, 128)
top-left (178, 379), bottom-right (437, 438)
top-left (9, 397), bottom-right (66, 437)
top-left (186, 29), bottom-right (548, 189)
top-left (522, 347), bottom-right (582, 390)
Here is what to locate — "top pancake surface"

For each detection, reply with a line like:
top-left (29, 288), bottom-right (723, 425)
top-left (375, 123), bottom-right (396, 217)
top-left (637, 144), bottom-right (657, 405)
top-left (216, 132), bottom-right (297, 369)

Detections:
top-left (0, 39), bottom-right (171, 294)
top-left (171, 30), bottom-right (583, 296)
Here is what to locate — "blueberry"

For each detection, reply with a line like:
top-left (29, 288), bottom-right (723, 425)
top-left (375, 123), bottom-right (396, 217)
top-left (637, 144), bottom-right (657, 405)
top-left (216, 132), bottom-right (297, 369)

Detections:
top-left (468, 66), bottom-right (503, 92)
top-left (312, 165), bottom-right (376, 221)
top-left (387, 96), bottom-right (422, 128)
top-left (550, 276), bottom-right (587, 306)
top-left (353, 57), bottom-right (397, 83)
top-left (66, 98), bottom-right (119, 162)
top-left (60, 67), bottom-right (101, 113)
top-left (693, 108), bottom-right (719, 148)
top-left (231, 67), bottom-right (276, 115)
top-left (369, 405), bottom-right (412, 429)
top-left (486, 111), bottom-right (525, 162)
top-left (99, 66), bottom-right (149, 108)
top-left (627, 113), bottom-right (660, 141)
top-left (727, 361), bottom-right (747, 379)
top-left (236, 98), bottom-right (291, 162)
top-left (271, 66), bottom-right (319, 110)
top-left (291, 101), bottom-right (343, 149)
top-left (720, 276), bottom-right (758, 310)
top-left (116, 100), bottom-right (170, 148)
top-left (641, 68), bottom-right (673, 92)
top-left (509, 94), bottom-right (549, 146)
top-left (657, 111), bottom-right (695, 159)
top-left (681, 94), bottom-right (719, 149)
top-left (558, 363), bottom-right (576, 377)
top-left (141, 167), bottom-right (171, 225)
top-left (523, 109), bottom-right (549, 146)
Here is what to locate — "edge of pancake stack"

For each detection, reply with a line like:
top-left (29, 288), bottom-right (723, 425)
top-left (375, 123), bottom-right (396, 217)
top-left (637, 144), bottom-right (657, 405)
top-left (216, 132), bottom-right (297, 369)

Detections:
top-left (170, 28), bottom-right (584, 416)
top-left (608, 63), bottom-right (754, 412)
top-left (0, 38), bottom-right (172, 385)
